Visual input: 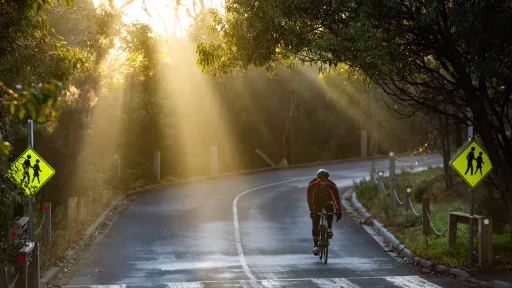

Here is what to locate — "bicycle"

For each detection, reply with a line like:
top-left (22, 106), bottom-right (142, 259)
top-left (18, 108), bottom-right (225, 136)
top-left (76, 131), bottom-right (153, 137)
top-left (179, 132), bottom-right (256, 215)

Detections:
top-left (317, 211), bottom-right (335, 264)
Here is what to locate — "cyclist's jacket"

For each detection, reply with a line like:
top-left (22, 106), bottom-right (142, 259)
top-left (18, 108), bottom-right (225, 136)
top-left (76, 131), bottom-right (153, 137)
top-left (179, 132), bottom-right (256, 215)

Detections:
top-left (306, 178), bottom-right (341, 212)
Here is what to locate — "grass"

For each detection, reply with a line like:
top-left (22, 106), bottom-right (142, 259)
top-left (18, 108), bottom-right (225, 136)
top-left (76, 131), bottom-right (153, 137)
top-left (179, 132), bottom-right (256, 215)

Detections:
top-left (353, 167), bottom-right (512, 274)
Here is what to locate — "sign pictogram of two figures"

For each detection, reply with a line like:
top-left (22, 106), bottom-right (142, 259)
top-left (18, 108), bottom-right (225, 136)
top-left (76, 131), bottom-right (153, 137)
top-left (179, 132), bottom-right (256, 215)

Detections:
top-left (464, 147), bottom-right (485, 176)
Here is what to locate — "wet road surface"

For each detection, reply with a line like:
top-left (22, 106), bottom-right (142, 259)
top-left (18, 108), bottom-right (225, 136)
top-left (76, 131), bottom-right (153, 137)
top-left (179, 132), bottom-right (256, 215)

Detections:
top-left (61, 155), bottom-right (481, 287)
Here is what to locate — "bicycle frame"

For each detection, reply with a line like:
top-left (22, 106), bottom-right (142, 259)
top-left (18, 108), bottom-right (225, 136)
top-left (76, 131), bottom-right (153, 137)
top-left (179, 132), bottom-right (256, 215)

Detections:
top-left (314, 201), bottom-right (336, 264)
top-left (317, 211), bottom-right (335, 264)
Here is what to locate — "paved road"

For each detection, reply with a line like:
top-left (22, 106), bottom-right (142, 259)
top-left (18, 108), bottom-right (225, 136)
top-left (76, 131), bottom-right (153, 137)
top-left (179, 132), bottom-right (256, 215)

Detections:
top-left (59, 155), bottom-right (480, 288)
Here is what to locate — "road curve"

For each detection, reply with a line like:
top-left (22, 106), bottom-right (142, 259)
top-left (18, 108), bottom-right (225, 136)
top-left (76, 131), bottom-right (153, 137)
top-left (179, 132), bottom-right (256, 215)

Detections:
top-left (58, 155), bottom-right (480, 288)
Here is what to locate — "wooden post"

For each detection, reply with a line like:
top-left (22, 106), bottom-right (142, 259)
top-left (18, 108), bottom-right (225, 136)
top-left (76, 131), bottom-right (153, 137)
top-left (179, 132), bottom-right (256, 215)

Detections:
top-left (42, 201), bottom-right (51, 247)
top-left (422, 195), bottom-right (430, 236)
top-left (479, 217), bottom-right (493, 268)
top-left (405, 188), bottom-right (411, 227)
top-left (389, 153), bottom-right (396, 209)
top-left (77, 197), bottom-right (83, 223)
top-left (378, 171), bottom-right (384, 199)
top-left (361, 130), bottom-right (368, 158)
top-left (154, 151), bottom-right (161, 181)
top-left (29, 242), bottom-right (40, 288)
top-left (448, 212), bottom-right (457, 249)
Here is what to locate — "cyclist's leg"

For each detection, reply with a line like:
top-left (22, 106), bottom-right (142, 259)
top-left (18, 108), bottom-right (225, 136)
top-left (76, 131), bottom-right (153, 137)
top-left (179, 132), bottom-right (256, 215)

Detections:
top-left (324, 202), bottom-right (334, 229)
top-left (312, 210), bottom-right (320, 246)
top-left (311, 208), bottom-right (320, 254)
top-left (324, 202), bottom-right (335, 238)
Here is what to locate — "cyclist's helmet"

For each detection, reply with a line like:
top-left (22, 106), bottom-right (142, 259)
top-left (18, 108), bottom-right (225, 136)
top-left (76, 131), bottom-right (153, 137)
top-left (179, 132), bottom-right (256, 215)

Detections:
top-left (316, 169), bottom-right (330, 179)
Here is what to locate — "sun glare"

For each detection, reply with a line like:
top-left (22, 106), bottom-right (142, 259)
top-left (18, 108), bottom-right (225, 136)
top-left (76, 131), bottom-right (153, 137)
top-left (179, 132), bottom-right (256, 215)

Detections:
top-left (92, 0), bottom-right (225, 37)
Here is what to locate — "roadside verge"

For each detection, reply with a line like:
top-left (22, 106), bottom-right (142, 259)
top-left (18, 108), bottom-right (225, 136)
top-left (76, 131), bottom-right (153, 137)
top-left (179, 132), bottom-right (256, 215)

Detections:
top-left (344, 189), bottom-right (512, 288)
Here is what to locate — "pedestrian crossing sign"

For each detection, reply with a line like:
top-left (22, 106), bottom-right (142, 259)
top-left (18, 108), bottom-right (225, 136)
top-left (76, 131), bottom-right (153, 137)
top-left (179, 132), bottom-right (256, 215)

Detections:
top-left (450, 139), bottom-right (493, 189)
top-left (7, 147), bottom-right (55, 196)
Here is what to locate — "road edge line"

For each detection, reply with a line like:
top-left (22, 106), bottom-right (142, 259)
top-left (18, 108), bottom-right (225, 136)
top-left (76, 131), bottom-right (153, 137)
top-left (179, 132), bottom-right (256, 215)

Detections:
top-left (344, 189), bottom-right (512, 288)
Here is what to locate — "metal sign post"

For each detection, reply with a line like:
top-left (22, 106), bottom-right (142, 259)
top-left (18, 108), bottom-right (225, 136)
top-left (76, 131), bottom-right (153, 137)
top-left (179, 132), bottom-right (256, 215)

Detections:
top-left (467, 115), bottom-right (474, 264)
top-left (27, 119), bottom-right (34, 241)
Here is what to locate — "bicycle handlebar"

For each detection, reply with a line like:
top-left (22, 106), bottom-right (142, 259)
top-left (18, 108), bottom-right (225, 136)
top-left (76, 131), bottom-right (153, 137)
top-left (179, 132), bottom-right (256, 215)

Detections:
top-left (317, 212), bottom-right (336, 215)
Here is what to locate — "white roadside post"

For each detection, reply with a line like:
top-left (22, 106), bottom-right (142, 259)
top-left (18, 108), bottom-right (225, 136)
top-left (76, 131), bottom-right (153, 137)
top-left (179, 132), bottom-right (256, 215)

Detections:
top-left (361, 130), bottom-right (368, 158)
top-left (389, 152), bottom-right (396, 208)
top-left (154, 151), bottom-right (160, 181)
top-left (211, 145), bottom-right (218, 176)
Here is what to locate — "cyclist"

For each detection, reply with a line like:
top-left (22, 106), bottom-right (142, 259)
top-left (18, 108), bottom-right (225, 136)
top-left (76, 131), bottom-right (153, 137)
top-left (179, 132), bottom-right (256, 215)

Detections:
top-left (306, 169), bottom-right (342, 256)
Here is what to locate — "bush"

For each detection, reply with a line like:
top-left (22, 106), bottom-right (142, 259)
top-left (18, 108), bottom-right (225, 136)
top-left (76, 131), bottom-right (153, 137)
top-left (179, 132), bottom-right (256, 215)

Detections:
top-left (414, 180), bottom-right (428, 203)
top-left (353, 179), bottom-right (379, 211)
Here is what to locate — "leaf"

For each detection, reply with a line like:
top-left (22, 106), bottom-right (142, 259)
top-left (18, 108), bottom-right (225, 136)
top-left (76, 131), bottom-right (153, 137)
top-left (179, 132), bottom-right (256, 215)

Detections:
top-left (28, 103), bottom-right (36, 120)
top-left (18, 106), bottom-right (26, 120)
top-left (37, 113), bottom-right (46, 123)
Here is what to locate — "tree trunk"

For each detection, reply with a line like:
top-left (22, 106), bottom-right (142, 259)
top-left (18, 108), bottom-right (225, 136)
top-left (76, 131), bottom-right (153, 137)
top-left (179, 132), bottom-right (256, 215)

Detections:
top-left (288, 115), bottom-right (294, 165)
top-left (444, 118), bottom-right (452, 188)
top-left (455, 120), bottom-right (463, 148)
top-left (282, 86), bottom-right (296, 164)
top-left (441, 121), bottom-right (452, 189)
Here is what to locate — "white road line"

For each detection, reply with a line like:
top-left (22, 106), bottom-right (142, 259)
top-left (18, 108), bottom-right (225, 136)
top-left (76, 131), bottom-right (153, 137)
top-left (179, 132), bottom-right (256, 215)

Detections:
top-left (165, 283), bottom-right (205, 288)
top-left (384, 276), bottom-right (444, 288)
top-left (63, 276), bottom-right (445, 287)
top-left (260, 280), bottom-right (281, 287)
top-left (232, 176), bottom-right (311, 282)
top-left (311, 278), bottom-right (362, 288)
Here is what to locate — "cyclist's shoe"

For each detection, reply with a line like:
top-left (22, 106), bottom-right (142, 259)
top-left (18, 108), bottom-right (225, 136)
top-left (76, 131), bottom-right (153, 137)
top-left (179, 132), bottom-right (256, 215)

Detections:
top-left (327, 229), bottom-right (333, 239)
top-left (312, 247), bottom-right (319, 256)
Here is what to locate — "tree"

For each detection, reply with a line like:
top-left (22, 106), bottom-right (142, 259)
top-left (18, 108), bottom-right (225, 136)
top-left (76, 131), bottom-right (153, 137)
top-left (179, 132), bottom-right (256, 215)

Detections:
top-left (0, 0), bottom-right (121, 265)
top-left (196, 0), bottom-right (512, 235)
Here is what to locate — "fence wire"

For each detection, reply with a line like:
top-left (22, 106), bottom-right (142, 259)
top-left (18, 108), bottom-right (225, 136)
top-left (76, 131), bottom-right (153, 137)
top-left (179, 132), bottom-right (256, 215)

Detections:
top-left (7, 267), bottom-right (19, 288)
top-left (425, 210), bottom-right (449, 235)
top-left (393, 187), bottom-right (404, 205)
top-left (408, 197), bottom-right (422, 216)
top-left (34, 212), bottom-right (46, 235)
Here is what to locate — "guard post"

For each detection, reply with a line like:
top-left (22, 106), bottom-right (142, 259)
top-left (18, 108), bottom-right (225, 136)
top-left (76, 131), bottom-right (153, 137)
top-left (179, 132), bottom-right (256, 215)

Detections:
top-left (377, 171), bottom-right (384, 199)
top-left (389, 152), bottom-right (396, 208)
top-left (405, 187), bottom-right (411, 227)
top-left (153, 151), bottom-right (160, 181)
top-left (447, 212), bottom-right (493, 268)
top-left (42, 201), bottom-right (51, 247)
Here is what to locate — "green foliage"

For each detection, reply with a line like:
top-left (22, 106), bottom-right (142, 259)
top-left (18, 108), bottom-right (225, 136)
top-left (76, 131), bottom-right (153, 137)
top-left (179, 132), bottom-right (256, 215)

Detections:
top-left (119, 21), bottom-right (159, 78)
top-left (1, 1), bottom-right (89, 87)
top-left (2, 81), bottom-right (64, 125)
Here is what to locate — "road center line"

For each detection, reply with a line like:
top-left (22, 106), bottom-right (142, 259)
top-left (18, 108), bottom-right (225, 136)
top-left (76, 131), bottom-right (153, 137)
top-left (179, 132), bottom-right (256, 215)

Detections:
top-left (232, 176), bottom-right (311, 281)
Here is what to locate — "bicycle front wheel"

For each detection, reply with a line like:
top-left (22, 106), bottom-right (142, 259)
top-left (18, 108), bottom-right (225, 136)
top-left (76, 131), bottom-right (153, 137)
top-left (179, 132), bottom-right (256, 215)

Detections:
top-left (318, 228), bottom-right (323, 260)
top-left (323, 239), bottom-right (329, 264)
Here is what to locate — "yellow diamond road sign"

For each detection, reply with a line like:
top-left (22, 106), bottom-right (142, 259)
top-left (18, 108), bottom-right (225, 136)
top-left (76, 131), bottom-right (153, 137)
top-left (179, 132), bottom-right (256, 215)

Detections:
top-left (450, 140), bottom-right (492, 189)
top-left (7, 147), bottom-right (55, 196)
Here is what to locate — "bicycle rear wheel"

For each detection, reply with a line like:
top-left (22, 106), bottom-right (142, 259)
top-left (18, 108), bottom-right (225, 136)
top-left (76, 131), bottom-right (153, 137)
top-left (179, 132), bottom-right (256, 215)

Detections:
top-left (323, 237), bottom-right (329, 264)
